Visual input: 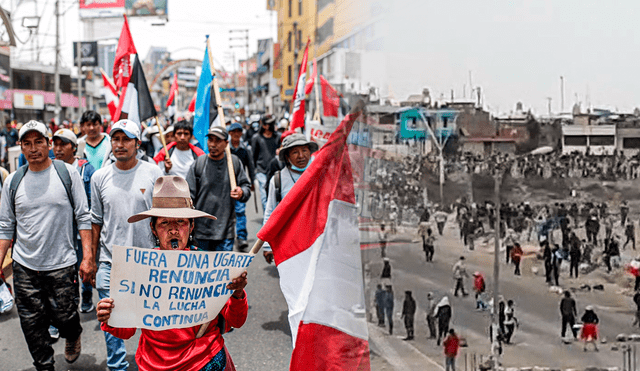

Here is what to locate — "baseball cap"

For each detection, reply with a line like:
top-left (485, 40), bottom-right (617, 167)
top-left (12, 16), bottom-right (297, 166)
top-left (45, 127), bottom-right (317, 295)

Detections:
top-left (111, 119), bottom-right (141, 140)
top-left (19, 120), bottom-right (48, 141)
top-left (228, 122), bottom-right (243, 132)
top-left (206, 126), bottom-right (228, 140)
top-left (52, 128), bottom-right (78, 146)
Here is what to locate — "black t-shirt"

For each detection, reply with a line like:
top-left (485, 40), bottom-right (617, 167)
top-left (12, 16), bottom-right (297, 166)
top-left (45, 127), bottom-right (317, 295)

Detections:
top-left (251, 133), bottom-right (281, 174)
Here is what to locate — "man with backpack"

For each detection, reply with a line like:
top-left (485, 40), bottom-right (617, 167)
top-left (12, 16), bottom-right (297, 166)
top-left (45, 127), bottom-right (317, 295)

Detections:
top-left (90, 119), bottom-right (163, 371)
top-left (0, 120), bottom-right (93, 370)
top-left (228, 122), bottom-right (255, 252)
top-left (186, 126), bottom-right (251, 252)
top-left (260, 133), bottom-right (318, 263)
top-left (53, 128), bottom-right (96, 313)
top-left (153, 120), bottom-right (204, 179)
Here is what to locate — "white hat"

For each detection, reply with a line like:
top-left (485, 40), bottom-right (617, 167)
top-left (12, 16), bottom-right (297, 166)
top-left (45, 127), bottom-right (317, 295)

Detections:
top-left (111, 119), bottom-right (141, 140)
top-left (53, 128), bottom-right (78, 146)
top-left (19, 120), bottom-right (48, 141)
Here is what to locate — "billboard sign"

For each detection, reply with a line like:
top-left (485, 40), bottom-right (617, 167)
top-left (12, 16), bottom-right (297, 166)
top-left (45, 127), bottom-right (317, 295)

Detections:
top-left (125, 0), bottom-right (167, 17)
top-left (14, 93), bottom-right (45, 110)
top-left (73, 41), bottom-right (99, 67)
top-left (79, 0), bottom-right (125, 19)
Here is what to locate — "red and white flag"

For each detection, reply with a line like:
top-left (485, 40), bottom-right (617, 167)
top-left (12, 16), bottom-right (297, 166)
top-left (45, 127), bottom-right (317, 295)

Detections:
top-left (320, 75), bottom-right (340, 118)
top-left (166, 73), bottom-right (178, 108)
top-left (258, 101), bottom-right (370, 370)
top-left (187, 91), bottom-right (196, 113)
top-left (289, 39), bottom-right (310, 132)
top-left (101, 68), bottom-right (119, 119)
top-left (113, 15), bottom-right (137, 89)
top-left (304, 58), bottom-right (316, 95)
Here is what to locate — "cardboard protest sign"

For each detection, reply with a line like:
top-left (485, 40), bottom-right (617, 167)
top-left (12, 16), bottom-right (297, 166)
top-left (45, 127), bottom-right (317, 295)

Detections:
top-left (108, 245), bottom-right (255, 330)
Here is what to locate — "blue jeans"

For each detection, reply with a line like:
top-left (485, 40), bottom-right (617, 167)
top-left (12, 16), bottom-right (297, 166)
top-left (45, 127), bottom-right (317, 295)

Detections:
top-left (255, 172), bottom-right (268, 213)
top-left (446, 356), bottom-right (456, 371)
top-left (197, 238), bottom-right (234, 252)
top-left (235, 200), bottom-right (247, 241)
top-left (97, 262), bottom-right (129, 371)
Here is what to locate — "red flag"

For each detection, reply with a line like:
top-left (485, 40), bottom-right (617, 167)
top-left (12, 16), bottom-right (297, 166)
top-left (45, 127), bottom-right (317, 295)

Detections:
top-left (320, 75), bottom-right (340, 117)
top-left (289, 39), bottom-right (310, 132)
top-left (113, 15), bottom-right (137, 89)
top-left (166, 73), bottom-right (178, 108)
top-left (101, 68), bottom-right (119, 120)
top-left (304, 58), bottom-right (316, 95)
top-left (257, 101), bottom-right (370, 370)
top-left (188, 91), bottom-right (196, 112)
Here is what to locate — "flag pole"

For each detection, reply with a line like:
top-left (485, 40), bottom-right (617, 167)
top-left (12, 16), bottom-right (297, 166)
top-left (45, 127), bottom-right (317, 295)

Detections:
top-left (249, 239), bottom-right (264, 255)
top-left (312, 60), bottom-right (320, 121)
top-left (207, 36), bottom-right (237, 189)
top-left (155, 117), bottom-right (169, 157)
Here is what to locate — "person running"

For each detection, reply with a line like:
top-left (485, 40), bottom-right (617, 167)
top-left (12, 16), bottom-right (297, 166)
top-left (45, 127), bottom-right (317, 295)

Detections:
top-left (503, 300), bottom-right (519, 344)
top-left (91, 120), bottom-right (163, 371)
top-left (580, 305), bottom-right (599, 352)
top-left (560, 291), bottom-right (578, 340)
top-left (97, 176), bottom-right (248, 371)
top-left (443, 328), bottom-right (460, 371)
top-left (401, 290), bottom-right (416, 340)
top-left (473, 272), bottom-right (486, 310)
top-left (0, 121), bottom-right (94, 370)
top-left (186, 126), bottom-right (252, 252)
top-left (453, 256), bottom-right (469, 297)
top-left (511, 242), bottom-right (523, 276)
top-left (435, 296), bottom-right (452, 346)
top-left (624, 219), bottom-right (636, 251)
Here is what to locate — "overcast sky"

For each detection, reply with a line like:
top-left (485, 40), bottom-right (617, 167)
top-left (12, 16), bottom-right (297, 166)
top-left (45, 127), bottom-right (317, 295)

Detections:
top-left (3, 0), bottom-right (276, 73)
top-left (2, 1), bottom-right (639, 116)
top-left (384, 0), bottom-right (640, 115)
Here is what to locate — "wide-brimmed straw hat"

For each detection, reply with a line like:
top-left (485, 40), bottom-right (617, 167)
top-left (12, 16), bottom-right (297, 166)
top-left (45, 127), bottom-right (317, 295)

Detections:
top-left (128, 176), bottom-right (217, 223)
top-left (278, 133), bottom-right (319, 163)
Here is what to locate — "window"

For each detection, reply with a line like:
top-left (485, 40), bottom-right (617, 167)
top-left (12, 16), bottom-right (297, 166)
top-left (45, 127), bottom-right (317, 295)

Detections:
top-left (589, 135), bottom-right (615, 146)
top-left (623, 137), bottom-right (640, 149)
top-left (288, 0), bottom-right (292, 17)
top-left (564, 135), bottom-right (587, 146)
top-left (298, 0), bottom-right (302, 15)
top-left (288, 32), bottom-right (292, 52)
top-left (297, 30), bottom-right (302, 49)
top-left (287, 65), bottom-right (292, 86)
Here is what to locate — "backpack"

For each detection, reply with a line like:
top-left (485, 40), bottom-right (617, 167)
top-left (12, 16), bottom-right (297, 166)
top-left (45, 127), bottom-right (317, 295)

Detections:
top-left (273, 170), bottom-right (282, 203)
top-left (9, 160), bottom-right (76, 246)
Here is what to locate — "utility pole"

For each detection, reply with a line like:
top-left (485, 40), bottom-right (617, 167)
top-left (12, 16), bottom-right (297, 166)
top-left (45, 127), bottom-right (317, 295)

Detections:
top-left (76, 41), bottom-right (83, 120)
top-left (560, 75), bottom-right (564, 113)
top-left (229, 29), bottom-right (249, 110)
top-left (546, 97), bottom-right (552, 116)
top-left (54, 0), bottom-right (61, 125)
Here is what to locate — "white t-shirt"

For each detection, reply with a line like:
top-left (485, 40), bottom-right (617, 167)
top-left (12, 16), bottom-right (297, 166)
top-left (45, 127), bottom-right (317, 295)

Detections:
top-left (160, 148), bottom-right (195, 179)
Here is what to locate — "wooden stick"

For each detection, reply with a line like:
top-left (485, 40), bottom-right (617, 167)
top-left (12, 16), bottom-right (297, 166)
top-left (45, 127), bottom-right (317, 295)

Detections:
top-left (313, 58), bottom-right (320, 122)
top-left (249, 239), bottom-right (264, 255)
top-left (155, 117), bottom-right (169, 158)
top-left (207, 36), bottom-right (237, 190)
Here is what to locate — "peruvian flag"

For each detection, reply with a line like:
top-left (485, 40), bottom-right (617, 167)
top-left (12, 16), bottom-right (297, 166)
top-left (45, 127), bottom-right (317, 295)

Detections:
top-left (289, 39), bottom-right (310, 132)
top-left (101, 68), bottom-right (119, 119)
top-left (304, 58), bottom-right (316, 95)
top-left (187, 91), bottom-right (196, 112)
top-left (166, 73), bottom-right (178, 108)
top-left (258, 101), bottom-right (370, 370)
top-left (113, 15), bottom-right (137, 89)
top-left (320, 75), bottom-right (340, 117)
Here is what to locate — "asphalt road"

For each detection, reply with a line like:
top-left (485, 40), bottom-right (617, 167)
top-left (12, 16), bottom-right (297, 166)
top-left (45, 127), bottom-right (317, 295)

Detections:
top-left (0, 193), bottom-right (295, 371)
top-left (363, 217), bottom-right (640, 370)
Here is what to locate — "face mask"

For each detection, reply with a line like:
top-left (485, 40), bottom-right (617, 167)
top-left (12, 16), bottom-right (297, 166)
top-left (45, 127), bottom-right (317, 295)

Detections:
top-left (291, 156), bottom-right (314, 172)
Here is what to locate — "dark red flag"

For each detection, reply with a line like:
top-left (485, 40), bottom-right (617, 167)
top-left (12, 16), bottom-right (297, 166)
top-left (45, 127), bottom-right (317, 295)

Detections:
top-left (320, 75), bottom-right (340, 117)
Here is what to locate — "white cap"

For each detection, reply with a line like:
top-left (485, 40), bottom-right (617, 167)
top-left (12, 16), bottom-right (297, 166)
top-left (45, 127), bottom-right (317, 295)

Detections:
top-left (19, 120), bottom-right (48, 141)
top-left (53, 128), bottom-right (78, 146)
top-left (111, 119), bottom-right (141, 140)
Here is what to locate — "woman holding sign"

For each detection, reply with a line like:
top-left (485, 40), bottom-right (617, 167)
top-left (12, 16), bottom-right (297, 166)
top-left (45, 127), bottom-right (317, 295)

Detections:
top-left (97, 176), bottom-right (248, 371)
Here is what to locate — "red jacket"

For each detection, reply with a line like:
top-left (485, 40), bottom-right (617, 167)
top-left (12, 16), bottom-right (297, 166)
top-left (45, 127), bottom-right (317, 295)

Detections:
top-left (473, 275), bottom-right (485, 293)
top-left (443, 333), bottom-right (460, 357)
top-left (511, 245), bottom-right (524, 263)
top-left (153, 141), bottom-right (205, 164)
top-left (101, 292), bottom-right (247, 371)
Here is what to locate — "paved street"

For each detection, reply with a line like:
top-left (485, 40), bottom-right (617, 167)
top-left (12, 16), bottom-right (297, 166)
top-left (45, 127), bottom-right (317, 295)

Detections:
top-left (362, 217), bottom-right (640, 370)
